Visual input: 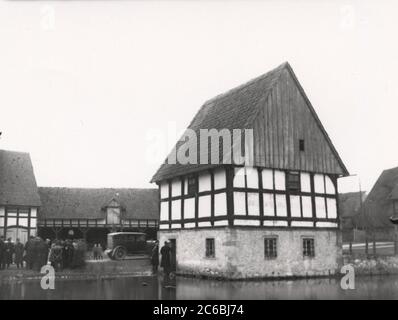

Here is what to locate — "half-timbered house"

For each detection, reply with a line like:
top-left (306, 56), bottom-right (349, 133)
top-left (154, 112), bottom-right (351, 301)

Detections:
top-left (0, 149), bottom-right (159, 245)
top-left (0, 150), bottom-right (41, 243)
top-left (151, 62), bottom-right (349, 279)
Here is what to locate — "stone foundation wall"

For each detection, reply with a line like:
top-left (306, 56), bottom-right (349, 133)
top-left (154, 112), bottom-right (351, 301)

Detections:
top-left (159, 227), bottom-right (342, 279)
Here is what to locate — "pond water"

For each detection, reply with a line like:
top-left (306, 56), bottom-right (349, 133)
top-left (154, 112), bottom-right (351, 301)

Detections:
top-left (1, 275), bottom-right (397, 300)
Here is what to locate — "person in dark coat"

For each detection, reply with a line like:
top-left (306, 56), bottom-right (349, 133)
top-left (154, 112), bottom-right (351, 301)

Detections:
top-left (14, 238), bottom-right (24, 269)
top-left (151, 241), bottom-right (159, 274)
top-left (97, 243), bottom-right (103, 260)
top-left (63, 240), bottom-right (74, 268)
top-left (36, 238), bottom-right (50, 270)
top-left (71, 240), bottom-right (86, 268)
top-left (24, 236), bottom-right (35, 270)
top-left (160, 241), bottom-right (172, 286)
top-left (32, 237), bottom-right (42, 271)
top-left (3, 238), bottom-right (14, 269)
top-left (49, 241), bottom-right (63, 271)
top-left (0, 236), bottom-right (5, 270)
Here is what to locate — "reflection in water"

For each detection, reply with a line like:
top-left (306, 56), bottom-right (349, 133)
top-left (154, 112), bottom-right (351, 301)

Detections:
top-left (1, 275), bottom-right (398, 300)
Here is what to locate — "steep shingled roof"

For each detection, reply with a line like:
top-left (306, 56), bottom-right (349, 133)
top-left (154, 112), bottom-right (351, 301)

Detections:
top-left (360, 167), bottom-right (398, 228)
top-left (38, 187), bottom-right (159, 220)
top-left (0, 150), bottom-right (41, 206)
top-left (151, 62), bottom-right (348, 182)
top-left (389, 184), bottom-right (398, 200)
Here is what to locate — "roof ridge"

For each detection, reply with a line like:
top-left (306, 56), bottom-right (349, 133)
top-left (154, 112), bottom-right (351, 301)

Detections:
top-left (0, 149), bottom-right (30, 155)
top-left (381, 166), bottom-right (398, 173)
top-left (203, 61), bottom-right (288, 106)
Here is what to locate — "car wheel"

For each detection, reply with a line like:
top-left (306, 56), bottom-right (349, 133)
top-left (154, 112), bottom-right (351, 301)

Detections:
top-left (114, 247), bottom-right (127, 260)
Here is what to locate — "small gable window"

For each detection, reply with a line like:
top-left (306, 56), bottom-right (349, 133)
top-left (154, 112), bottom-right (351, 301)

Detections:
top-left (299, 139), bottom-right (305, 152)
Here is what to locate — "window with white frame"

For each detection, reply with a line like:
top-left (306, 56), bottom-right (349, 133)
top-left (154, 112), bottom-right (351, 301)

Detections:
top-left (0, 208), bottom-right (36, 239)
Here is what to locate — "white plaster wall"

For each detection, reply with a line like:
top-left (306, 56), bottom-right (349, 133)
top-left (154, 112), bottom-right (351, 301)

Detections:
top-left (262, 169), bottom-right (273, 189)
top-left (290, 195), bottom-right (301, 217)
top-left (198, 195), bottom-right (211, 218)
top-left (159, 228), bottom-right (232, 275)
top-left (171, 179), bottom-right (181, 197)
top-left (184, 198), bottom-right (195, 219)
top-left (263, 220), bottom-right (288, 227)
top-left (315, 197), bottom-right (326, 218)
top-left (230, 228), bottom-right (341, 278)
top-left (327, 198), bottom-right (337, 219)
top-left (233, 192), bottom-right (246, 215)
top-left (160, 202), bottom-right (169, 221)
top-left (246, 168), bottom-right (258, 189)
top-left (214, 192), bottom-right (227, 216)
top-left (263, 193), bottom-right (274, 216)
top-left (159, 228), bottom-right (342, 279)
top-left (198, 221), bottom-right (211, 227)
top-left (233, 168), bottom-right (245, 188)
top-left (247, 192), bottom-right (260, 216)
top-left (316, 222), bottom-right (338, 228)
top-left (302, 196), bottom-right (313, 218)
top-left (291, 221), bottom-right (313, 227)
top-left (199, 173), bottom-right (211, 192)
top-left (171, 200), bottom-right (181, 220)
top-left (160, 182), bottom-right (169, 199)
top-left (325, 176), bottom-right (336, 195)
top-left (30, 208), bottom-right (37, 217)
top-left (234, 220), bottom-right (260, 226)
top-left (314, 174), bottom-right (325, 193)
top-left (275, 194), bottom-right (287, 217)
top-left (301, 173), bottom-right (311, 192)
top-left (214, 169), bottom-right (226, 190)
top-left (214, 220), bottom-right (228, 226)
top-left (184, 222), bottom-right (195, 228)
top-left (274, 170), bottom-right (285, 190)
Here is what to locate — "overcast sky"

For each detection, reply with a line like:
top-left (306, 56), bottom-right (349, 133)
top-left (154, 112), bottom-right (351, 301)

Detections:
top-left (0, 0), bottom-right (396, 193)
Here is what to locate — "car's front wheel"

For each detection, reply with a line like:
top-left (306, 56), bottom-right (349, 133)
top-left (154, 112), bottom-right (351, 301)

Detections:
top-left (113, 246), bottom-right (127, 260)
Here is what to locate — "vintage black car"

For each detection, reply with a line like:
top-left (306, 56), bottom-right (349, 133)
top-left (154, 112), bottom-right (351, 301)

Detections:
top-left (105, 232), bottom-right (150, 260)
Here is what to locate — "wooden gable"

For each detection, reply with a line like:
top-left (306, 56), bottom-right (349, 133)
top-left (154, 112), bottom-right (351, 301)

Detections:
top-left (252, 64), bottom-right (348, 176)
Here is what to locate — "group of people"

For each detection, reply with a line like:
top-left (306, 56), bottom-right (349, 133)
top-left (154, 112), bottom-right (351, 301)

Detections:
top-left (92, 243), bottom-right (104, 260)
top-left (0, 236), bottom-right (87, 271)
top-left (0, 237), bottom-right (24, 269)
top-left (45, 238), bottom-right (86, 271)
